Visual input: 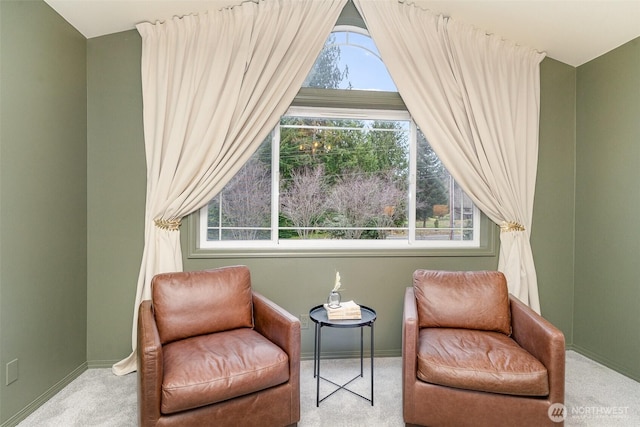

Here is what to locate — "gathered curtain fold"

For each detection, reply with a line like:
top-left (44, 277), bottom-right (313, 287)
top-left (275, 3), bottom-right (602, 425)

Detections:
top-left (113, 0), bottom-right (347, 375)
top-left (354, 0), bottom-right (546, 313)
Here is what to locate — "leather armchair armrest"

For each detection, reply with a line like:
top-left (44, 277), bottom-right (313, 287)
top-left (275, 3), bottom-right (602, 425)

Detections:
top-left (252, 291), bottom-right (300, 423)
top-left (137, 300), bottom-right (163, 427)
top-left (510, 295), bottom-right (565, 403)
top-left (403, 287), bottom-right (419, 419)
top-left (252, 291), bottom-right (301, 361)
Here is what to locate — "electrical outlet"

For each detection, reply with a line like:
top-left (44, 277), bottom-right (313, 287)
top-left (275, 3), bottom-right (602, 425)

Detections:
top-left (6, 359), bottom-right (18, 385)
top-left (300, 314), bottom-right (309, 330)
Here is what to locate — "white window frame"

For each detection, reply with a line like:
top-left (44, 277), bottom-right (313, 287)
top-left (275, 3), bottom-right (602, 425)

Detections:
top-left (198, 106), bottom-right (481, 251)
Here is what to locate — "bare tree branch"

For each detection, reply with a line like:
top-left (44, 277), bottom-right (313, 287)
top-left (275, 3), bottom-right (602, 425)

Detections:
top-left (280, 165), bottom-right (327, 238)
top-left (221, 158), bottom-right (271, 240)
top-left (325, 171), bottom-right (405, 239)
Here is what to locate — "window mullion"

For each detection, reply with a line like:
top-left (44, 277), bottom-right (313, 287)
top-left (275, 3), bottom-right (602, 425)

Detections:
top-left (218, 196), bottom-right (222, 241)
top-left (271, 126), bottom-right (281, 243)
top-left (408, 120), bottom-right (417, 244)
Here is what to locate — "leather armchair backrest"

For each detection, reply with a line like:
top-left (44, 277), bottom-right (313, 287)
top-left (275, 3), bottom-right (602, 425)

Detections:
top-left (413, 270), bottom-right (511, 335)
top-left (151, 265), bottom-right (254, 344)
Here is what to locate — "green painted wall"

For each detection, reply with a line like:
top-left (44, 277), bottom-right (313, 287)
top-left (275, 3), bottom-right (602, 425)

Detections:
top-left (533, 58), bottom-right (577, 339)
top-left (0, 0), bottom-right (87, 424)
top-left (86, 31), bottom-right (145, 366)
top-left (84, 30), bottom-right (578, 363)
top-left (574, 38), bottom-right (640, 380)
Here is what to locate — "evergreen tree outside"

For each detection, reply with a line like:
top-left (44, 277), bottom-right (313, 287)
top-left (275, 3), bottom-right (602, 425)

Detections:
top-left (303, 34), bottom-right (350, 89)
top-left (415, 129), bottom-right (448, 226)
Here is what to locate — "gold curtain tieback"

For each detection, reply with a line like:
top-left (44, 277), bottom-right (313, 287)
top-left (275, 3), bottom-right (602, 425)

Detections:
top-left (154, 218), bottom-right (182, 231)
top-left (500, 221), bottom-right (525, 232)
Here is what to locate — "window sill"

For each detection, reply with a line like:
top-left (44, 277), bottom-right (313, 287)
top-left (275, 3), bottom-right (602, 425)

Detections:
top-left (186, 213), bottom-right (498, 259)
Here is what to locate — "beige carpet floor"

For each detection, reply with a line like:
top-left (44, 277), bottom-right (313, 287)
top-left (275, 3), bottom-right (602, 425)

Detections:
top-left (17, 351), bottom-right (640, 426)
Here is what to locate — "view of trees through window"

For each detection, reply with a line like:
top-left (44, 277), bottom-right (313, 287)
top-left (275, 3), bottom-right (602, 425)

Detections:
top-left (278, 116), bottom-right (409, 240)
top-left (202, 30), bottom-right (477, 247)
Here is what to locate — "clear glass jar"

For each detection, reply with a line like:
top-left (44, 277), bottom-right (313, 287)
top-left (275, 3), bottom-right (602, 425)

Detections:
top-left (327, 291), bottom-right (341, 308)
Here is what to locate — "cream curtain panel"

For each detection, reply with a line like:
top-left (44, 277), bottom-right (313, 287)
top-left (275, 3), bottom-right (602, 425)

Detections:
top-left (113, 0), bottom-right (347, 375)
top-left (354, 0), bottom-right (545, 313)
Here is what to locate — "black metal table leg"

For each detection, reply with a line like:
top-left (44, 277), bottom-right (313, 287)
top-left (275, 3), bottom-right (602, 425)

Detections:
top-left (316, 323), bottom-right (321, 407)
top-left (370, 322), bottom-right (374, 405)
top-left (308, 305), bottom-right (376, 407)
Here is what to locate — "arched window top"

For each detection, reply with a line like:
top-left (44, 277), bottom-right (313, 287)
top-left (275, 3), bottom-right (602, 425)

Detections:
top-left (302, 26), bottom-right (397, 92)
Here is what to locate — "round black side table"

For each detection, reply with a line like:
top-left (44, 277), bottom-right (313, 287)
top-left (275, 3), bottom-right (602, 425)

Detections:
top-left (309, 304), bottom-right (377, 407)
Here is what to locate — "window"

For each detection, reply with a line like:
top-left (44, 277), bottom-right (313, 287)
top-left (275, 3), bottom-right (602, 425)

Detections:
top-left (197, 29), bottom-right (481, 252)
top-left (303, 28), bottom-right (397, 92)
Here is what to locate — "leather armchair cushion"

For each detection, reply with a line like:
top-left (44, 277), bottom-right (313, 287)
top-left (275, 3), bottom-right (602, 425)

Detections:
top-left (160, 328), bottom-right (289, 415)
top-left (413, 270), bottom-right (511, 335)
top-left (417, 328), bottom-right (549, 397)
top-left (152, 266), bottom-right (254, 344)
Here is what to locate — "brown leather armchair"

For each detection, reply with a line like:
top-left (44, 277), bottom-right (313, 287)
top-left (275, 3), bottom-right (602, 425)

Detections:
top-left (137, 266), bottom-right (300, 427)
top-left (403, 270), bottom-right (565, 427)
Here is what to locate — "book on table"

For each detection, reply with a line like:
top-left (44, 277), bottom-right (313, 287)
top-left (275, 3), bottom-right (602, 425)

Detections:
top-left (323, 300), bottom-right (362, 320)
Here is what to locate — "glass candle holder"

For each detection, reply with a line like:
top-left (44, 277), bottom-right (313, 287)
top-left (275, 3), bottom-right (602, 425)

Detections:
top-left (327, 291), bottom-right (341, 308)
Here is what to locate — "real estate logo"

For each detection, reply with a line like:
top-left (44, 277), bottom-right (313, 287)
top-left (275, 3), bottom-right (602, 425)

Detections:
top-left (548, 403), bottom-right (567, 423)
top-left (549, 403), bottom-right (631, 423)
